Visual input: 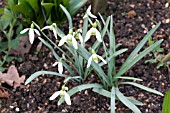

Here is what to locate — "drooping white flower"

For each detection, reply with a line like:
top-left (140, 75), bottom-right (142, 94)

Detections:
top-left (83, 5), bottom-right (97, 19)
top-left (49, 86), bottom-right (71, 105)
top-left (84, 22), bottom-right (102, 42)
top-left (58, 29), bottom-right (78, 49)
top-left (20, 23), bottom-right (40, 44)
top-left (52, 59), bottom-right (63, 74)
top-left (87, 49), bottom-right (107, 68)
top-left (74, 29), bottom-right (83, 45)
top-left (42, 23), bottom-right (57, 39)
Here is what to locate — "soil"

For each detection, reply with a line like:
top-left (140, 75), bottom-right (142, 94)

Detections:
top-left (0, 0), bottom-right (170, 113)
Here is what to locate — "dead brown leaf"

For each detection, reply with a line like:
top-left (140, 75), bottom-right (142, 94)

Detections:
top-left (0, 88), bottom-right (10, 98)
top-left (9, 36), bottom-right (32, 57)
top-left (0, 65), bottom-right (25, 88)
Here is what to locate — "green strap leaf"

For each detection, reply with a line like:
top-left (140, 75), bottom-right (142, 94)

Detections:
top-left (113, 76), bottom-right (143, 81)
top-left (120, 82), bottom-right (163, 96)
top-left (60, 4), bottom-right (72, 28)
top-left (116, 87), bottom-right (142, 113)
top-left (162, 88), bottom-right (170, 113)
top-left (115, 39), bottom-right (163, 78)
top-left (25, 71), bottom-right (67, 85)
top-left (92, 88), bottom-right (143, 105)
top-left (111, 86), bottom-right (116, 113)
top-left (120, 22), bottom-right (161, 71)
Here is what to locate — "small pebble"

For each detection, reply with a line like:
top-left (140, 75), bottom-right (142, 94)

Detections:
top-left (9, 106), bottom-right (14, 109)
top-left (15, 107), bottom-right (20, 112)
top-left (165, 2), bottom-right (169, 8)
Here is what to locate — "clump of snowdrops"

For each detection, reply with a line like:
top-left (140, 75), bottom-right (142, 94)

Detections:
top-left (23, 5), bottom-right (164, 113)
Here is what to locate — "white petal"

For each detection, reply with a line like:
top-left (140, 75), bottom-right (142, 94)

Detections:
top-left (58, 62), bottom-right (63, 74)
top-left (87, 55), bottom-right (93, 68)
top-left (20, 28), bottom-right (29, 34)
top-left (95, 29), bottom-right (102, 42)
top-left (29, 29), bottom-right (34, 44)
top-left (88, 12), bottom-right (97, 18)
top-left (87, 5), bottom-right (92, 14)
top-left (41, 26), bottom-right (51, 31)
top-left (96, 55), bottom-right (107, 64)
top-left (64, 92), bottom-right (71, 105)
top-left (72, 37), bottom-right (78, 49)
top-left (52, 62), bottom-right (59, 67)
top-left (84, 29), bottom-right (92, 42)
top-left (78, 34), bottom-right (83, 45)
top-left (53, 28), bottom-right (57, 39)
top-left (87, 5), bottom-right (97, 18)
top-left (34, 29), bottom-right (40, 36)
top-left (49, 91), bottom-right (61, 100)
top-left (58, 36), bottom-right (67, 46)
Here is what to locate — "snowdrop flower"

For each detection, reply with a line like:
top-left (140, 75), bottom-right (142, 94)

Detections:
top-left (42, 23), bottom-right (57, 39)
top-left (74, 29), bottom-right (83, 45)
top-left (87, 49), bottom-right (107, 68)
top-left (52, 59), bottom-right (63, 74)
top-left (83, 5), bottom-right (97, 19)
top-left (84, 22), bottom-right (102, 42)
top-left (49, 86), bottom-right (71, 105)
top-left (20, 23), bottom-right (40, 44)
top-left (58, 29), bottom-right (78, 49)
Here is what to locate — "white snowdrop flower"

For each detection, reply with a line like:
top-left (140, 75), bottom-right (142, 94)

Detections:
top-left (52, 59), bottom-right (63, 74)
top-left (58, 29), bottom-right (78, 49)
top-left (83, 5), bottom-right (97, 19)
top-left (49, 86), bottom-right (71, 105)
top-left (20, 23), bottom-right (40, 44)
top-left (84, 22), bottom-right (102, 42)
top-left (42, 23), bottom-right (57, 39)
top-left (87, 49), bottom-right (107, 68)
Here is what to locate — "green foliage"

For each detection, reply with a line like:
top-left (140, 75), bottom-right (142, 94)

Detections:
top-left (162, 88), bottom-right (170, 113)
top-left (1, 0), bottom-right (87, 27)
top-left (24, 5), bottom-right (164, 112)
top-left (145, 37), bottom-right (165, 69)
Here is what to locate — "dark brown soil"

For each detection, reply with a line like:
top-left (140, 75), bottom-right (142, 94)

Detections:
top-left (0, 0), bottom-right (170, 113)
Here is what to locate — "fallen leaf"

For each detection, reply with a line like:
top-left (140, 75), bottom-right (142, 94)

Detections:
top-left (0, 88), bottom-right (10, 98)
top-left (127, 10), bottom-right (136, 17)
top-left (9, 36), bottom-right (32, 57)
top-left (0, 65), bottom-right (25, 88)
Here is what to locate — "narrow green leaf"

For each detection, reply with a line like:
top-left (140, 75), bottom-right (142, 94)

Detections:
top-left (116, 87), bottom-right (141, 113)
top-left (162, 88), bottom-right (170, 113)
top-left (113, 76), bottom-right (143, 81)
top-left (120, 82), bottom-right (163, 96)
top-left (60, 4), bottom-right (72, 28)
top-left (92, 88), bottom-right (143, 105)
top-left (25, 71), bottom-right (67, 85)
top-left (115, 39), bottom-right (163, 78)
top-left (111, 86), bottom-right (116, 113)
top-left (120, 22), bottom-right (161, 70)
top-left (58, 83), bottom-right (103, 105)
